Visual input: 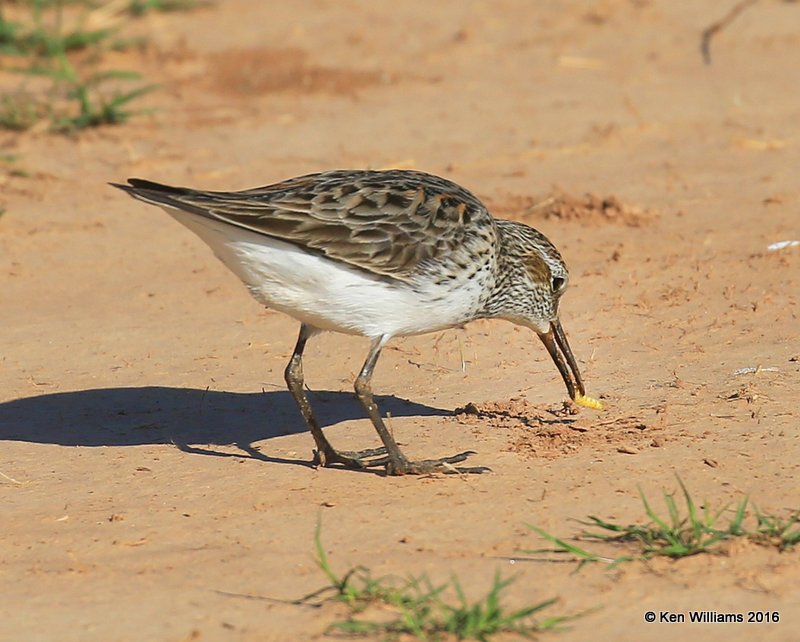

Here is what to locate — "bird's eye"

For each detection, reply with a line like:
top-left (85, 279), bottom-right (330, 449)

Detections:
top-left (552, 276), bottom-right (567, 293)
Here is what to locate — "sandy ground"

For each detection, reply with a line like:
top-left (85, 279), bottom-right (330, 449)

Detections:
top-left (2, 1), bottom-right (799, 641)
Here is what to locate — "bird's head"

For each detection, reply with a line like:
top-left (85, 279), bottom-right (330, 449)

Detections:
top-left (484, 220), bottom-right (600, 408)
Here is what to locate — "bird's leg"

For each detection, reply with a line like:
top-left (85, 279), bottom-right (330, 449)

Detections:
top-left (284, 324), bottom-right (387, 469)
top-left (354, 337), bottom-right (489, 476)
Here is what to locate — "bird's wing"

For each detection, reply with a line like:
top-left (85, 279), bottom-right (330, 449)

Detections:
top-left (113, 169), bottom-right (493, 282)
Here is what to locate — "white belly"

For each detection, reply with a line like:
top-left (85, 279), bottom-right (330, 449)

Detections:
top-left (166, 208), bottom-right (484, 339)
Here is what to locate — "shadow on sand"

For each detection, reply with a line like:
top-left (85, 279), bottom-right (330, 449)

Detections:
top-left (0, 386), bottom-right (448, 468)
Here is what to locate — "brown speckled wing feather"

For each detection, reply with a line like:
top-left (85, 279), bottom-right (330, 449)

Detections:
top-left (115, 170), bottom-right (494, 282)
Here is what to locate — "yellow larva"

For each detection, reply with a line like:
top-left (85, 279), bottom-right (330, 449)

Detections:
top-left (573, 394), bottom-right (604, 410)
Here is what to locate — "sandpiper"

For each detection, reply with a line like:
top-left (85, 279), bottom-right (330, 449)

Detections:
top-left (112, 169), bottom-right (601, 475)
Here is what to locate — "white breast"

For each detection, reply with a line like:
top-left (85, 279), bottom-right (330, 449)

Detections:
top-left (165, 208), bottom-right (486, 340)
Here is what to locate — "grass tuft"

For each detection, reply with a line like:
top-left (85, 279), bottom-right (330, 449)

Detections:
top-left (527, 477), bottom-right (799, 566)
top-left (44, 58), bottom-right (158, 131)
top-left (0, 0), bottom-right (205, 133)
top-left (751, 507), bottom-right (800, 552)
top-left (308, 519), bottom-right (577, 640)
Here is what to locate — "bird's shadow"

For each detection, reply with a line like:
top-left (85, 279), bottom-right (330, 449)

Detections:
top-left (0, 387), bottom-right (448, 468)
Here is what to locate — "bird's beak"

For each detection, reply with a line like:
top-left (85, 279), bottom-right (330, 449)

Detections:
top-left (537, 319), bottom-right (586, 401)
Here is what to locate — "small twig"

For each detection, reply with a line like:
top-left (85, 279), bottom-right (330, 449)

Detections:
top-left (522, 196), bottom-right (556, 216)
top-left (701, 0), bottom-right (759, 64)
top-left (0, 470), bottom-right (23, 485)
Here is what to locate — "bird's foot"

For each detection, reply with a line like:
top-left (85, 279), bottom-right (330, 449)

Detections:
top-left (385, 451), bottom-right (490, 476)
top-left (313, 446), bottom-right (389, 470)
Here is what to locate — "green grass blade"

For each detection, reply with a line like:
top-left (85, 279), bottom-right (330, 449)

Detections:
top-left (638, 486), bottom-right (671, 532)
top-left (728, 497), bottom-right (749, 536)
top-left (312, 517), bottom-right (339, 588)
top-left (525, 524), bottom-right (603, 562)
